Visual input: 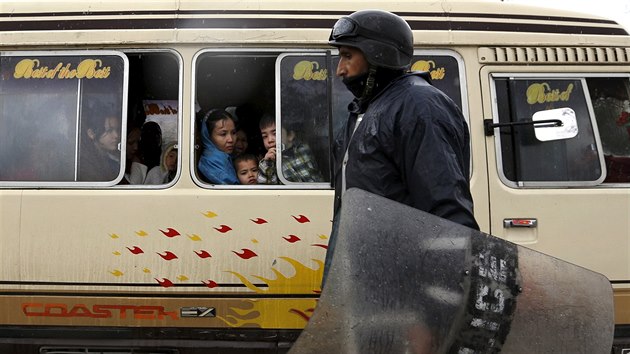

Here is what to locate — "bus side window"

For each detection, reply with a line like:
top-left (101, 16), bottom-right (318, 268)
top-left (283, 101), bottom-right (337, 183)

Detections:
top-left (194, 52), bottom-right (276, 186)
top-left (493, 77), bottom-right (604, 186)
top-left (123, 51), bottom-right (180, 186)
top-left (587, 77), bottom-right (630, 183)
top-left (0, 53), bottom-right (127, 186)
top-left (278, 55), bottom-right (330, 184)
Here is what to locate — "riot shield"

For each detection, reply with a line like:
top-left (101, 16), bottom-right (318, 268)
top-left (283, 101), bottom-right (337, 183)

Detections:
top-left (289, 188), bottom-right (613, 353)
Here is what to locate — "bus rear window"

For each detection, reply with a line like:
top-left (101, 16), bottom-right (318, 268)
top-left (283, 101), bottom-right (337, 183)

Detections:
top-left (493, 76), bottom-right (604, 186)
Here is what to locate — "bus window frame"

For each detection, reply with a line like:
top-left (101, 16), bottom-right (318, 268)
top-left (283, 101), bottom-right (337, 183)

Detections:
top-left (585, 73), bottom-right (630, 187)
top-left (489, 72), bottom-right (607, 188)
top-left (191, 48), bottom-right (335, 190)
top-left (0, 50), bottom-right (129, 189)
top-left (275, 51), bottom-right (332, 188)
top-left (114, 49), bottom-right (183, 190)
top-left (411, 49), bottom-right (472, 179)
top-left (190, 48), bottom-right (470, 190)
top-left (411, 49), bottom-right (470, 123)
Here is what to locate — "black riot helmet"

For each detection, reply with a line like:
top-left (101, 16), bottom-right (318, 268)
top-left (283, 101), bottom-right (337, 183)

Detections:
top-left (329, 9), bottom-right (414, 70)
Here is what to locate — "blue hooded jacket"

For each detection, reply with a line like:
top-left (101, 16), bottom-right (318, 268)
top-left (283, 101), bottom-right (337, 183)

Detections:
top-left (198, 121), bottom-right (238, 184)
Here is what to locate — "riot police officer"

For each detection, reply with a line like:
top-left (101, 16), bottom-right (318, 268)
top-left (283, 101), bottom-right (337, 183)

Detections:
top-left (324, 9), bottom-right (479, 283)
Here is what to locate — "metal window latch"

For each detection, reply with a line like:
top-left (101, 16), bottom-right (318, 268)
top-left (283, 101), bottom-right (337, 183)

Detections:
top-left (484, 118), bottom-right (563, 136)
top-left (503, 218), bottom-right (537, 228)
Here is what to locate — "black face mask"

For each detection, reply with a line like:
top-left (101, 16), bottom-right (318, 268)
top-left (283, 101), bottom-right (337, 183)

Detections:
top-left (342, 71), bottom-right (370, 98)
top-left (343, 67), bottom-right (406, 100)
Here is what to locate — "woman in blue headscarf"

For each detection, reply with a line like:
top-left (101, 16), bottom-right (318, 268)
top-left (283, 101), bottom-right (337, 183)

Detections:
top-left (198, 109), bottom-right (239, 184)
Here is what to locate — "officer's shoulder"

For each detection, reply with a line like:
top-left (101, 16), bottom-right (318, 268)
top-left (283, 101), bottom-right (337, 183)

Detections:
top-left (396, 75), bottom-right (441, 100)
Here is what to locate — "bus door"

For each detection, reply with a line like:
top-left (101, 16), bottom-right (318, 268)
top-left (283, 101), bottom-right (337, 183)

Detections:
top-left (482, 69), bottom-right (630, 289)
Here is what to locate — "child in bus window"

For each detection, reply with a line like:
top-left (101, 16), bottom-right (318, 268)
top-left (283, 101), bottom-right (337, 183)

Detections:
top-left (257, 114), bottom-right (279, 184)
top-left (198, 109), bottom-right (239, 184)
top-left (257, 114), bottom-right (323, 184)
top-left (281, 120), bottom-right (324, 183)
top-left (234, 154), bottom-right (259, 185)
top-left (145, 141), bottom-right (177, 184)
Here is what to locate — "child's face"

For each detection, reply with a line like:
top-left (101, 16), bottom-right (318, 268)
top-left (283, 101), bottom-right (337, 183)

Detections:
top-left (260, 123), bottom-right (276, 151)
top-left (234, 130), bottom-right (248, 155)
top-left (235, 159), bottom-right (259, 185)
top-left (210, 118), bottom-right (236, 154)
top-left (165, 150), bottom-right (177, 171)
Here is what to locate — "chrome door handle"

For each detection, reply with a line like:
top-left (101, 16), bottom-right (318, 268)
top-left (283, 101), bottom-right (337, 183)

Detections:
top-left (503, 218), bottom-right (537, 228)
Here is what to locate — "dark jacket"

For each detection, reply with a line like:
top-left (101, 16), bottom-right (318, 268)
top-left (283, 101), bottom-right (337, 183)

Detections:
top-left (332, 72), bottom-right (479, 230)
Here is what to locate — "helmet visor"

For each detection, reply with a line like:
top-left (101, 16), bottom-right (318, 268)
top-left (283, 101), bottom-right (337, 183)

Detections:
top-left (329, 17), bottom-right (358, 41)
top-left (329, 16), bottom-right (410, 56)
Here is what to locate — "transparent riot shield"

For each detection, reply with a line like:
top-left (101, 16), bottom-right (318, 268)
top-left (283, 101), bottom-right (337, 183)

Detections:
top-left (289, 188), bottom-right (613, 354)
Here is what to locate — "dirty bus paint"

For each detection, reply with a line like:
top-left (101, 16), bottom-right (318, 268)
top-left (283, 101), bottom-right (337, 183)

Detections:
top-left (0, 0), bottom-right (628, 352)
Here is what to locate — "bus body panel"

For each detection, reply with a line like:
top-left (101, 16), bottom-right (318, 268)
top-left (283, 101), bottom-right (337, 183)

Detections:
top-left (0, 0), bottom-right (628, 351)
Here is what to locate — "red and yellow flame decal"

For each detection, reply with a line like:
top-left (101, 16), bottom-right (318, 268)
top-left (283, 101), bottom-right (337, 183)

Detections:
top-left (220, 257), bottom-right (323, 328)
top-left (105, 209), bottom-right (328, 328)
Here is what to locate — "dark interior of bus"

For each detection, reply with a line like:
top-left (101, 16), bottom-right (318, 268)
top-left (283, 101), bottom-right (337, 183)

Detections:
top-left (194, 53), bottom-right (276, 160)
top-left (126, 52), bottom-right (180, 128)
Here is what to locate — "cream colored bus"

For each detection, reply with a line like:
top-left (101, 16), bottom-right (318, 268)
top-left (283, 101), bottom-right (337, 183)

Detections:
top-left (0, 0), bottom-right (628, 353)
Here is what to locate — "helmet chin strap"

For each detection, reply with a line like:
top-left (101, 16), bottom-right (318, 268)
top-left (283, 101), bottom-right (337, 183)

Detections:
top-left (360, 65), bottom-right (378, 100)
